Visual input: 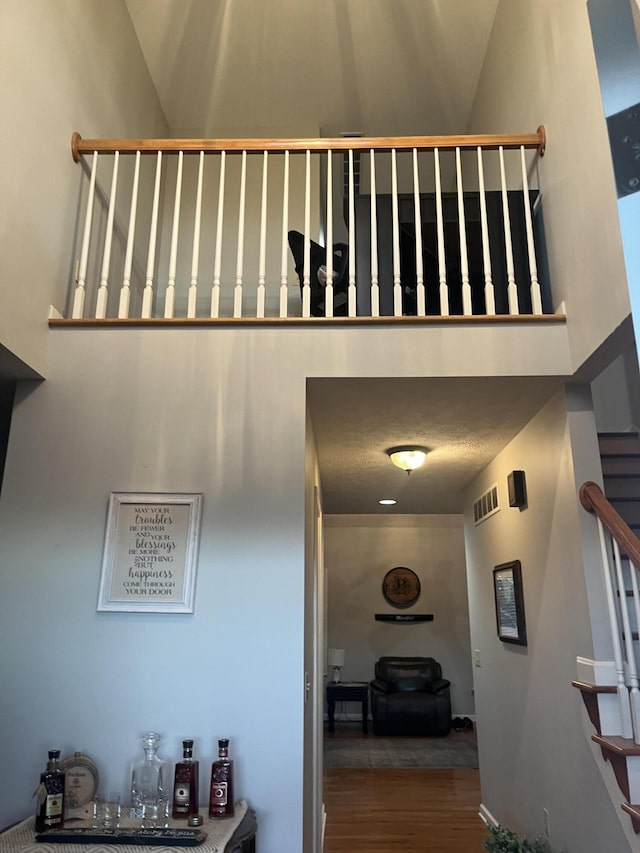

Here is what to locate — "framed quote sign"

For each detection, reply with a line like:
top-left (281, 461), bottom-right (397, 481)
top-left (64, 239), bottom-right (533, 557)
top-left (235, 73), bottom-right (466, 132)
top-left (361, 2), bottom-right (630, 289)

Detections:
top-left (97, 492), bottom-right (203, 613)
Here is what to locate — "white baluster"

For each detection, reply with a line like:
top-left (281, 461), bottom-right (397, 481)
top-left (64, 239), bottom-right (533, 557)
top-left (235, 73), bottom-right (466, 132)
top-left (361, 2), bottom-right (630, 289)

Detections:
top-left (597, 518), bottom-right (633, 738)
top-left (520, 145), bottom-right (542, 314)
top-left (279, 151), bottom-right (290, 318)
top-left (302, 150), bottom-right (311, 318)
top-left (391, 150), bottom-right (402, 317)
top-left (119, 150), bottom-right (140, 319)
top-left (234, 150), bottom-right (247, 318)
top-left (477, 147), bottom-right (495, 316)
top-left (257, 150), bottom-right (269, 319)
top-left (630, 558), bottom-right (640, 742)
top-left (413, 149), bottom-right (425, 316)
top-left (188, 151), bottom-right (205, 319)
top-left (499, 146), bottom-right (519, 315)
top-left (369, 150), bottom-right (379, 318)
top-left (325, 151), bottom-right (334, 318)
top-left (96, 151), bottom-right (119, 319)
top-left (348, 149), bottom-right (356, 317)
top-left (165, 150), bottom-right (184, 319)
top-left (456, 148), bottom-right (472, 316)
top-left (434, 148), bottom-right (448, 316)
top-left (142, 151), bottom-right (163, 319)
top-left (612, 538), bottom-right (640, 741)
top-left (211, 151), bottom-right (226, 319)
top-left (73, 150), bottom-right (98, 319)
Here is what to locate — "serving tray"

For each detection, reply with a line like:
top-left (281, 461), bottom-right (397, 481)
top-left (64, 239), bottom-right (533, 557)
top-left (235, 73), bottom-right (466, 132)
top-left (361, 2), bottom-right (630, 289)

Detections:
top-left (35, 826), bottom-right (207, 846)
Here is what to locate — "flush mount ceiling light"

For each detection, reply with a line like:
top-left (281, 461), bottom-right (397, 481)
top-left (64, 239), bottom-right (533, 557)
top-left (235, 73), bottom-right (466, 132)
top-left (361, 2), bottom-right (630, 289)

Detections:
top-left (386, 445), bottom-right (429, 474)
top-left (379, 498), bottom-right (397, 506)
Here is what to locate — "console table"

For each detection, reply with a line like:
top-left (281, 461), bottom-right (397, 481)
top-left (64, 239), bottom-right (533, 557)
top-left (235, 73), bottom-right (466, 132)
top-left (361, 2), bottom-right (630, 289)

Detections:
top-left (326, 681), bottom-right (369, 733)
top-left (0, 803), bottom-right (256, 853)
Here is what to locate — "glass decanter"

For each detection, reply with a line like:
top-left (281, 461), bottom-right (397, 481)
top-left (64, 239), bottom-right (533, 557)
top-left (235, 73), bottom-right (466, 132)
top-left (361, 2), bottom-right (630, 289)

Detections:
top-left (130, 732), bottom-right (168, 826)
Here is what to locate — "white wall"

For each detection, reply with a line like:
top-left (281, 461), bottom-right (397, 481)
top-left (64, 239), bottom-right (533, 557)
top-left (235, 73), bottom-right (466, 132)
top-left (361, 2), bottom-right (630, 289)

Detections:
top-left (464, 386), bottom-right (633, 851)
top-left (0, 0), bottom-right (168, 377)
top-left (468, 0), bottom-right (631, 373)
top-left (324, 514), bottom-right (475, 716)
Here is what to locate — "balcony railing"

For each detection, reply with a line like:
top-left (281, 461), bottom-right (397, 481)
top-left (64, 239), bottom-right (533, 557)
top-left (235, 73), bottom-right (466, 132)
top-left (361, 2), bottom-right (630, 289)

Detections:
top-left (62, 128), bottom-right (555, 324)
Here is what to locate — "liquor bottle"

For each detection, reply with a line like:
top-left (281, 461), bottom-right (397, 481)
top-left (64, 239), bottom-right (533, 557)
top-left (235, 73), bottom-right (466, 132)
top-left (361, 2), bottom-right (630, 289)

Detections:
top-left (208, 739), bottom-right (234, 818)
top-left (35, 749), bottom-right (66, 832)
top-left (172, 739), bottom-right (199, 818)
top-left (130, 732), bottom-right (168, 826)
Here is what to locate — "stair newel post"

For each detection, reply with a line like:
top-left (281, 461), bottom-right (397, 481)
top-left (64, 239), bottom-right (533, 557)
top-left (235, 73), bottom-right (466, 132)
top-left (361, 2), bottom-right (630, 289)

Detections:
top-left (412, 148), bottom-right (425, 316)
top-left (369, 149), bottom-right (379, 318)
top-left (597, 516), bottom-right (634, 738)
top-left (455, 147), bottom-right (472, 316)
top-left (279, 150), bottom-right (290, 319)
top-left (434, 147), bottom-right (449, 316)
top-left (391, 149), bottom-right (402, 317)
top-left (302, 150), bottom-right (311, 318)
top-left (119, 150), bottom-right (141, 319)
top-left (72, 150), bottom-right (99, 319)
top-left (499, 145), bottom-right (519, 315)
top-left (257, 150), bottom-right (269, 319)
top-left (477, 146), bottom-right (495, 315)
top-left (211, 150), bottom-right (226, 319)
top-left (234, 150), bottom-right (247, 318)
top-left (520, 145), bottom-right (542, 314)
top-left (142, 151), bottom-right (163, 319)
top-left (188, 151), bottom-right (205, 319)
top-left (325, 151), bottom-right (334, 318)
top-left (347, 149), bottom-right (356, 317)
top-left (96, 151), bottom-right (119, 319)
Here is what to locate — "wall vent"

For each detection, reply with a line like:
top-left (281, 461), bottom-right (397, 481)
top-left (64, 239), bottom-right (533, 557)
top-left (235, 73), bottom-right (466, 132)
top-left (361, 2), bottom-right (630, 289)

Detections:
top-left (473, 484), bottom-right (500, 525)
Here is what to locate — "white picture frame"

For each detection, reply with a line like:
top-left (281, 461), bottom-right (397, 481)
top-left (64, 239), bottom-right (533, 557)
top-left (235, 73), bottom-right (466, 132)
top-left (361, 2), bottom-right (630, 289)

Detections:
top-left (97, 492), bottom-right (203, 613)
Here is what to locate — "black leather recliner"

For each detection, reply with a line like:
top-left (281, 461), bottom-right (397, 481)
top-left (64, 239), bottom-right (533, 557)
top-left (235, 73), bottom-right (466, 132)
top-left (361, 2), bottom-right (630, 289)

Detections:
top-left (370, 656), bottom-right (452, 736)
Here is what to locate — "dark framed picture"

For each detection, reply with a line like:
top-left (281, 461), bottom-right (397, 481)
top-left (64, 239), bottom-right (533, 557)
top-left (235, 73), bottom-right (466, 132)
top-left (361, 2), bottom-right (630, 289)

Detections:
top-left (493, 560), bottom-right (527, 646)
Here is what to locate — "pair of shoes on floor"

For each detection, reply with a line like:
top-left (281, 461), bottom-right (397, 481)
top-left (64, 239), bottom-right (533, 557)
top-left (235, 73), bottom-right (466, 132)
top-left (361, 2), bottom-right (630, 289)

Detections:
top-left (451, 716), bottom-right (473, 731)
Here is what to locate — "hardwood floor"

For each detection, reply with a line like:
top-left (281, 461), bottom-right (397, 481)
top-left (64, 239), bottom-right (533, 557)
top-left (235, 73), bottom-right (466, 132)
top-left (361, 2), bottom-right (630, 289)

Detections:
top-left (323, 767), bottom-right (489, 852)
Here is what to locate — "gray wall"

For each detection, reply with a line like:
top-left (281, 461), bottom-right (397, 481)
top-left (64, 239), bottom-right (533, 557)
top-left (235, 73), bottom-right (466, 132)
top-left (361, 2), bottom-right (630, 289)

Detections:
top-left (468, 0), bottom-right (631, 373)
top-left (463, 387), bottom-right (633, 851)
top-left (0, 1), bottom-right (168, 377)
top-left (324, 514), bottom-right (475, 717)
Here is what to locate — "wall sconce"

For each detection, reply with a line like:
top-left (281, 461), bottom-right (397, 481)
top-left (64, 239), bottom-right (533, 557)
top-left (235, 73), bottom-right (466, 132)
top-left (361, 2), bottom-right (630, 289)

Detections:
top-left (386, 446), bottom-right (429, 474)
top-left (508, 470), bottom-right (527, 508)
top-left (327, 648), bottom-right (345, 682)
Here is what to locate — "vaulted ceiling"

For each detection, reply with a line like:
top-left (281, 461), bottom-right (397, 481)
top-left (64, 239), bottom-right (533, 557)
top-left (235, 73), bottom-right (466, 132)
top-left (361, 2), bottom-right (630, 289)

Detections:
top-left (125, 0), bottom-right (501, 137)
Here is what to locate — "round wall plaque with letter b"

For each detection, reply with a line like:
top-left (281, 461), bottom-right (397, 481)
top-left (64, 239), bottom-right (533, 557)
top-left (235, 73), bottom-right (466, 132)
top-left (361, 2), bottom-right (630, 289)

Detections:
top-left (382, 566), bottom-right (421, 608)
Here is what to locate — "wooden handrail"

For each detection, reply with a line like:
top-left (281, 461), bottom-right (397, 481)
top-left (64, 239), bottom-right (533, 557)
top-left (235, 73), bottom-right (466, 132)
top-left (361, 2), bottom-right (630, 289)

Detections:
top-left (580, 481), bottom-right (640, 568)
top-left (71, 127), bottom-right (546, 163)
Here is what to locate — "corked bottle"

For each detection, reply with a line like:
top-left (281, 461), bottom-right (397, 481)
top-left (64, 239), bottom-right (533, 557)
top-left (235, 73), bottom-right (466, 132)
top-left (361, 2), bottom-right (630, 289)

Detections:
top-left (208, 739), bottom-right (234, 818)
top-left (172, 739), bottom-right (199, 819)
top-left (34, 749), bottom-right (66, 832)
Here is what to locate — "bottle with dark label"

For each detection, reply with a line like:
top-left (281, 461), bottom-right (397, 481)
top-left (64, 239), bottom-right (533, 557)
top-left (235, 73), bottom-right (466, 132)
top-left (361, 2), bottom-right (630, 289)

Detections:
top-left (35, 750), bottom-right (66, 832)
top-left (172, 739), bottom-right (199, 819)
top-left (208, 739), bottom-right (234, 818)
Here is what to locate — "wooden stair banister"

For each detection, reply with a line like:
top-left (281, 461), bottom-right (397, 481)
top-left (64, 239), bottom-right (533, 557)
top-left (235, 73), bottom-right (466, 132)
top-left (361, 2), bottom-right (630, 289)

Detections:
top-left (579, 481), bottom-right (640, 567)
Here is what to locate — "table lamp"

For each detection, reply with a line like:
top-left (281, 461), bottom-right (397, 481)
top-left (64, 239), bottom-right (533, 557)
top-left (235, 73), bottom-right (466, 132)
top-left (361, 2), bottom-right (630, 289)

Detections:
top-left (327, 648), bottom-right (345, 682)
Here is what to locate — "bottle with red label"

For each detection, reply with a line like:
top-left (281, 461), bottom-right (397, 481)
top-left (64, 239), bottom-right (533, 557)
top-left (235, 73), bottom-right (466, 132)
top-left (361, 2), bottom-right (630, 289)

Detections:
top-left (172, 739), bottom-right (199, 819)
top-left (35, 749), bottom-right (66, 832)
top-left (208, 739), bottom-right (234, 818)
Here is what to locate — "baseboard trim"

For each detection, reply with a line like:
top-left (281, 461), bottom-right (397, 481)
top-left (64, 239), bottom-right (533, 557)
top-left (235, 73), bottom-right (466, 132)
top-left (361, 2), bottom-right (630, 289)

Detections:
top-left (479, 804), bottom-right (498, 828)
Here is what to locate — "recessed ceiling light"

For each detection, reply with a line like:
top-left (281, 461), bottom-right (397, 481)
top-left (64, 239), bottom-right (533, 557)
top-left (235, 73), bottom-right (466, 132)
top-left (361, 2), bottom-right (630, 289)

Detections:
top-left (379, 499), bottom-right (397, 505)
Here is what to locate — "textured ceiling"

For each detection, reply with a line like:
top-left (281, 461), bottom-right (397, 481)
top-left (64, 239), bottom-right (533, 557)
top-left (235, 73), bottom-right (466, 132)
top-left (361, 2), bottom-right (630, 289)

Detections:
top-left (308, 377), bottom-right (565, 515)
top-left (125, 0), bottom-right (500, 137)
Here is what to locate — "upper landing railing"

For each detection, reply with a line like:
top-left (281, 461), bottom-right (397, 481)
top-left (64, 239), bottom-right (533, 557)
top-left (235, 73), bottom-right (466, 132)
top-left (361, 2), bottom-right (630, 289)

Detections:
top-left (60, 128), bottom-right (562, 325)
